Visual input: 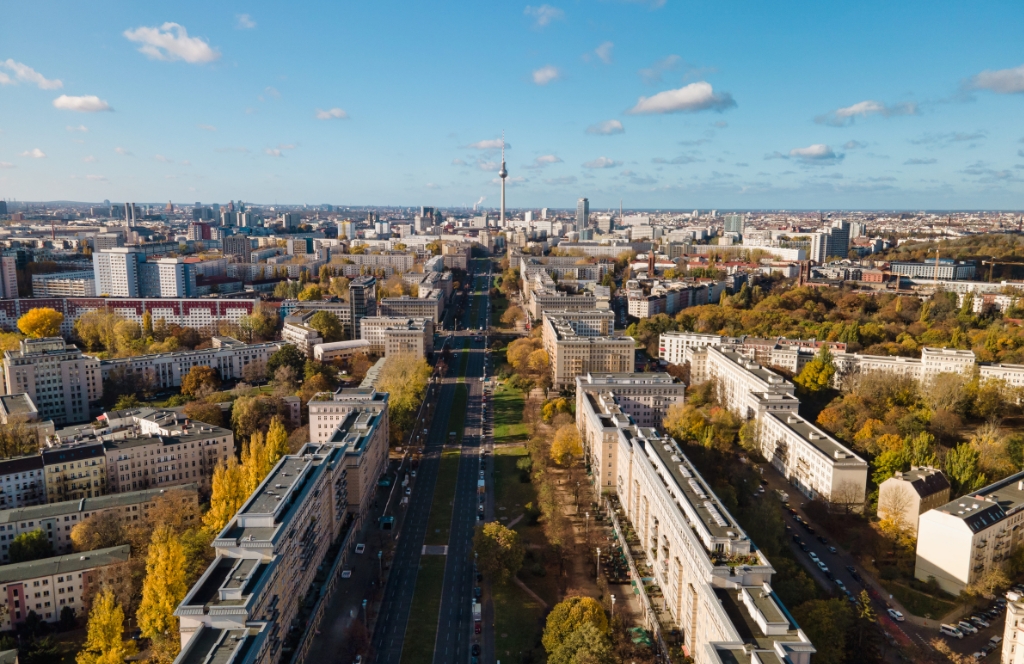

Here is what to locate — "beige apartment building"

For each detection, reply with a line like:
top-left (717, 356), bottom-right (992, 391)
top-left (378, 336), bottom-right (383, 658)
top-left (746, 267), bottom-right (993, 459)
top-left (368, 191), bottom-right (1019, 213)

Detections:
top-left (359, 317), bottom-right (434, 358)
top-left (3, 337), bottom-right (102, 426)
top-left (877, 466), bottom-right (950, 536)
top-left (542, 311), bottom-right (634, 388)
top-left (97, 336), bottom-right (280, 387)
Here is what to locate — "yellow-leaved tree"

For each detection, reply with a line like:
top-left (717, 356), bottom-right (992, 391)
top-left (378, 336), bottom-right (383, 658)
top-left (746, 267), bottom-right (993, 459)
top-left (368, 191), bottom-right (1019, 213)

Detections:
top-left (138, 526), bottom-right (188, 644)
top-left (77, 588), bottom-right (137, 664)
top-left (541, 594), bottom-right (609, 654)
top-left (549, 424), bottom-right (582, 467)
top-left (17, 307), bottom-right (64, 338)
top-left (203, 457), bottom-right (247, 534)
top-left (265, 416), bottom-right (290, 459)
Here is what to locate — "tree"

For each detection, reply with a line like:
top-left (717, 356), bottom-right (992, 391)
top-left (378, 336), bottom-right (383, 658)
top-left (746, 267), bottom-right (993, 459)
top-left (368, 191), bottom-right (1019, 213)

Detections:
top-left (790, 599), bottom-right (852, 664)
top-left (266, 416), bottom-right (290, 458)
top-left (182, 401), bottom-right (225, 428)
top-left (543, 595), bottom-right (609, 654)
top-left (0, 417), bottom-right (40, 458)
top-left (297, 284), bottom-right (323, 301)
top-left (180, 365), bottom-right (221, 398)
top-left (309, 311), bottom-right (344, 342)
top-left (946, 442), bottom-right (986, 497)
top-left (231, 394), bottom-right (288, 440)
top-left (550, 424), bottom-right (582, 467)
top-left (241, 430), bottom-right (283, 495)
top-left (204, 458), bottom-right (247, 534)
top-left (967, 567), bottom-right (1009, 599)
top-left (76, 588), bottom-right (137, 664)
top-left (794, 345), bottom-right (836, 394)
top-left (548, 623), bottom-right (615, 664)
top-left (18, 307), bottom-right (64, 338)
top-left (266, 344), bottom-right (306, 380)
top-left (473, 522), bottom-right (524, 582)
top-left (71, 512), bottom-right (125, 552)
top-left (376, 355), bottom-right (432, 444)
top-left (137, 526), bottom-right (188, 640)
top-left (113, 394), bottom-right (140, 410)
top-left (9, 529), bottom-right (53, 563)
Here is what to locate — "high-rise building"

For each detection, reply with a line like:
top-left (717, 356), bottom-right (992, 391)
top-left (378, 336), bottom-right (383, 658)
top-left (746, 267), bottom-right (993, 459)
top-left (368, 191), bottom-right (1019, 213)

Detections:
top-left (524, 211), bottom-right (533, 223)
top-left (93, 248), bottom-right (142, 297)
top-left (0, 201), bottom-right (7, 215)
top-left (828, 220), bottom-right (851, 259)
top-left (3, 337), bottom-right (102, 425)
top-left (541, 207), bottom-right (548, 220)
top-left (0, 254), bottom-right (19, 299)
top-left (724, 214), bottom-right (744, 234)
top-left (348, 276), bottom-right (377, 340)
top-left (338, 220), bottom-right (355, 240)
top-left (187, 222), bottom-right (212, 241)
top-left (282, 212), bottom-right (301, 229)
top-left (220, 211), bottom-right (237, 227)
top-left (223, 234), bottom-right (253, 262)
top-left (576, 198), bottom-right (589, 233)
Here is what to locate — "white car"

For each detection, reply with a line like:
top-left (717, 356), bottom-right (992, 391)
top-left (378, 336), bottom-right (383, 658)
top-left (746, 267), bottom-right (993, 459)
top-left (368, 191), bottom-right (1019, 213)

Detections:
top-left (887, 609), bottom-right (904, 622)
top-left (355, 543), bottom-right (366, 554)
top-left (341, 569), bottom-right (352, 579)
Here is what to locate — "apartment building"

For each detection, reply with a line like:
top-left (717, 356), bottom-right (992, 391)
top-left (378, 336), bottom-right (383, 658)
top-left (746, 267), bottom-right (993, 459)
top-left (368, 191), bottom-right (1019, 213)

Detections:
top-left (0, 545), bottom-right (131, 630)
top-left (877, 467), bottom-right (950, 536)
top-left (0, 393), bottom-right (56, 444)
top-left (542, 311), bottom-right (634, 389)
top-left (0, 456), bottom-right (45, 509)
top-left (915, 470), bottom-right (1024, 595)
top-left (758, 411), bottom-right (868, 506)
top-left (31, 271), bottom-right (96, 297)
top-left (575, 372), bottom-right (686, 430)
top-left (92, 248), bottom-right (140, 297)
top-left (378, 290), bottom-right (444, 324)
top-left (525, 280), bottom-right (599, 319)
top-left (689, 346), bottom-right (796, 419)
top-left (615, 425), bottom-right (815, 663)
top-left (980, 362), bottom-right (1024, 389)
top-left (659, 332), bottom-right (847, 368)
top-left (281, 311), bottom-right (325, 357)
top-left (41, 442), bottom-right (107, 502)
top-left (626, 280), bottom-right (722, 319)
top-left (3, 337), bottom-right (102, 426)
top-left (831, 347), bottom-right (977, 385)
top-left (359, 317), bottom-right (434, 358)
top-left (97, 337), bottom-right (280, 389)
top-left (0, 484), bottom-right (198, 560)
top-left (659, 332), bottom-right (723, 365)
top-left (1001, 590), bottom-right (1024, 663)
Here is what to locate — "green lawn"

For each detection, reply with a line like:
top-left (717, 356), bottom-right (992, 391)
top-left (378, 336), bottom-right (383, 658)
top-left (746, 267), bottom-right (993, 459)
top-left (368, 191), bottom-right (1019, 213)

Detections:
top-left (493, 385), bottom-right (528, 443)
top-left (425, 449), bottom-right (462, 546)
top-left (493, 579), bottom-right (546, 664)
top-left (458, 347), bottom-right (470, 378)
top-left (880, 580), bottom-right (956, 619)
top-left (491, 294), bottom-right (510, 328)
top-left (448, 384), bottom-right (468, 440)
top-left (399, 556), bottom-right (448, 664)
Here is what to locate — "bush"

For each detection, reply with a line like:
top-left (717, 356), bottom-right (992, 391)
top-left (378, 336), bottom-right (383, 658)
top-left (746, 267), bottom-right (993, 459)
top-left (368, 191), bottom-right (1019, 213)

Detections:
top-left (879, 566), bottom-right (898, 580)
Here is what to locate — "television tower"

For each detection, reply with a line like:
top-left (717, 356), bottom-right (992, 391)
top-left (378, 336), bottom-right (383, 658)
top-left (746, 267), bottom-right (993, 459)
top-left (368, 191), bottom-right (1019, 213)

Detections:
top-left (498, 131), bottom-right (507, 229)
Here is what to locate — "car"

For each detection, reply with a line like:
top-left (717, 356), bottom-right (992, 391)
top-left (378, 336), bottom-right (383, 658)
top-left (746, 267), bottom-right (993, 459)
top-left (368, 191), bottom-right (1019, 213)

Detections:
top-left (828, 546), bottom-right (838, 554)
top-left (835, 579), bottom-right (845, 589)
top-left (971, 652), bottom-right (985, 661)
top-left (888, 609), bottom-right (905, 622)
top-left (341, 568), bottom-right (352, 579)
top-left (940, 624), bottom-right (965, 639)
top-left (472, 645), bottom-right (481, 656)
top-left (474, 587), bottom-right (482, 598)
top-left (808, 551), bottom-right (819, 561)
top-left (971, 616), bottom-right (991, 628)
top-left (792, 534), bottom-right (801, 543)
top-left (800, 543), bottom-right (808, 552)
top-left (411, 471), bottom-right (416, 478)
top-left (805, 525), bottom-right (816, 534)
top-left (818, 536), bottom-right (829, 545)
top-left (405, 487), bottom-right (412, 496)
top-left (477, 572), bottom-right (483, 582)
top-left (825, 571), bottom-right (835, 581)
top-left (354, 657), bottom-right (362, 664)
top-left (816, 561), bottom-right (829, 573)
top-left (957, 620), bottom-right (978, 634)
top-left (355, 543), bottom-right (366, 554)
top-left (850, 571), bottom-right (862, 582)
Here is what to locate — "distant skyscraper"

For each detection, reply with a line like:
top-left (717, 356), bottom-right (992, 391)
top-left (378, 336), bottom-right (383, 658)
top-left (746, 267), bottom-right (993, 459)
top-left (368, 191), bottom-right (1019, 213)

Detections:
top-left (0, 201), bottom-right (7, 216)
top-left (541, 208), bottom-right (549, 220)
top-left (724, 214), bottom-right (744, 234)
top-left (576, 198), bottom-right (589, 233)
top-left (524, 211), bottom-right (533, 223)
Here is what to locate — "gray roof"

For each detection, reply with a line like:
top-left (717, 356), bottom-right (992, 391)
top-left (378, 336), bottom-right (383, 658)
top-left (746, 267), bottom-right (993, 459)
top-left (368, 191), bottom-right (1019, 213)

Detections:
top-left (894, 467), bottom-right (950, 499)
top-left (0, 545), bottom-right (130, 584)
top-left (0, 484), bottom-right (198, 525)
top-left (934, 469), bottom-right (1024, 531)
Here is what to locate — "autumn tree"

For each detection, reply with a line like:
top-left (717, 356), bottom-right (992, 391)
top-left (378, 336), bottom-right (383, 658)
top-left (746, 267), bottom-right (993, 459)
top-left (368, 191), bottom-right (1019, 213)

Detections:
top-left (182, 401), bottom-right (225, 428)
top-left (946, 442), bottom-right (986, 497)
top-left (297, 284), bottom-right (323, 301)
top-left (240, 430), bottom-right (283, 495)
top-left (473, 522), bottom-right (524, 582)
top-left (71, 512), bottom-right (125, 552)
top-left (794, 345), bottom-right (836, 394)
top-left (266, 416), bottom-right (290, 459)
top-left (204, 458), bottom-right (247, 533)
top-left (550, 424), bottom-right (582, 467)
top-left (9, 529), bottom-right (53, 563)
top-left (0, 417), bottom-right (41, 458)
top-left (309, 311), bottom-right (344, 342)
top-left (17, 307), bottom-right (64, 338)
top-left (137, 526), bottom-right (188, 642)
top-left (180, 365), bottom-right (221, 398)
top-left (76, 588), bottom-right (137, 664)
top-left (231, 394), bottom-right (288, 440)
top-left (547, 623), bottom-right (615, 664)
top-left (542, 595), bottom-right (609, 654)
top-left (376, 355), bottom-right (432, 444)
top-left (266, 344), bottom-right (306, 380)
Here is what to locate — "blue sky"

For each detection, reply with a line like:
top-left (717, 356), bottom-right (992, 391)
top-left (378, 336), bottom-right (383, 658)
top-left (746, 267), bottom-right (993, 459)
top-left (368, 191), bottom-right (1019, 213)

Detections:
top-left (2, 0), bottom-right (1024, 210)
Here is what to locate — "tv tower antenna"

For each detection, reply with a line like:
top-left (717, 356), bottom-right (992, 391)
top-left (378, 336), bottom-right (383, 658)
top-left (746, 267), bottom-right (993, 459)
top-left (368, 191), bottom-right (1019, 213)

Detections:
top-left (498, 131), bottom-right (507, 230)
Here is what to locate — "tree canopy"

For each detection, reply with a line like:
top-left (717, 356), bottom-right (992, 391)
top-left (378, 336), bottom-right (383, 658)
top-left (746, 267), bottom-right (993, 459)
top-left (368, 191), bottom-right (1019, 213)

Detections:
top-left (17, 307), bottom-right (63, 338)
top-left (473, 522), bottom-right (524, 582)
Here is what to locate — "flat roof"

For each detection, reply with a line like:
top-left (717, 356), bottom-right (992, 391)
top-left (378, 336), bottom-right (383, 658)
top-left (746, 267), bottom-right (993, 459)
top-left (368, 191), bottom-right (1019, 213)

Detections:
top-left (176, 626), bottom-right (264, 664)
top-left (0, 484), bottom-right (197, 525)
top-left (934, 469), bottom-right (1024, 531)
top-left (764, 412), bottom-right (863, 463)
top-left (714, 588), bottom-right (803, 650)
top-left (0, 393), bottom-right (37, 417)
top-left (0, 545), bottom-right (130, 584)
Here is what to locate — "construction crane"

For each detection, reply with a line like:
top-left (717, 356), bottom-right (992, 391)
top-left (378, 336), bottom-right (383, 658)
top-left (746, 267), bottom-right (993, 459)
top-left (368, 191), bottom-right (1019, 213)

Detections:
top-left (982, 258), bottom-right (1024, 282)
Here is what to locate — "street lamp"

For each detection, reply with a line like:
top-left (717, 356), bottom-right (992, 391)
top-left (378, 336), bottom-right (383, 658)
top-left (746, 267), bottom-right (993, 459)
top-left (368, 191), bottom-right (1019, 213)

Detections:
top-left (596, 547), bottom-right (601, 578)
top-left (378, 549), bottom-right (383, 578)
top-left (585, 512), bottom-right (590, 540)
top-left (611, 594), bottom-right (616, 618)
top-left (362, 598), bottom-right (367, 624)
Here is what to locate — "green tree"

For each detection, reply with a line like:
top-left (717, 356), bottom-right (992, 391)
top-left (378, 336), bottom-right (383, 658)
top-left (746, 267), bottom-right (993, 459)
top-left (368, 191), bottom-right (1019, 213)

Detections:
top-left (76, 588), bottom-right (137, 664)
top-left (266, 344), bottom-right (306, 379)
top-left (113, 394), bottom-right (140, 410)
top-left (309, 311), bottom-right (344, 342)
top-left (946, 442), bottom-right (986, 497)
top-left (9, 529), bottom-right (53, 563)
top-left (791, 599), bottom-right (852, 664)
top-left (543, 596), bottom-right (609, 654)
top-left (548, 623), bottom-right (615, 664)
top-left (794, 345), bottom-right (836, 394)
top-left (473, 522), bottom-right (524, 582)
top-left (183, 401), bottom-right (225, 428)
top-left (137, 526), bottom-right (188, 640)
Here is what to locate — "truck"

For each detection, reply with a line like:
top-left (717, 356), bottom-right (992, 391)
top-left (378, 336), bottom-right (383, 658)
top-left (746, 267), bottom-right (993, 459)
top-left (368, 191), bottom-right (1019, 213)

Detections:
top-left (472, 601), bottom-right (482, 633)
top-left (775, 490), bottom-right (789, 503)
top-left (478, 479), bottom-right (486, 494)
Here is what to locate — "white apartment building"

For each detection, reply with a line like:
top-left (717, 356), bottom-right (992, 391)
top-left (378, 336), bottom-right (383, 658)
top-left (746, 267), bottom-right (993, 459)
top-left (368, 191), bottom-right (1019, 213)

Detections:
top-left (0, 484), bottom-right (198, 560)
top-left (659, 332), bottom-right (723, 365)
top-left (915, 470), bottom-right (1024, 595)
top-left (378, 290), bottom-right (444, 324)
top-left (0, 544), bottom-right (131, 630)
top-left (3, 338), bottom-right (102, 426)
top-left (689, 346), bottom-right (796, 420)
top-left (313, 340), bottom-right (372, 363)
top-left (830, 347), bottom-right (977, 385)
top-left (615, 426), bottom-right (815, 663)
top-left (97, 337), bottom-right (281, 390)
top-left (1001, 591), bottom-right (1024, 663)
top-left (542, 311), bottom-right (634, 389)
top-left (92, 247), bottom-right (140, 297)
top-left (575, 372), bottom-right (686, 430)
top-left (758, 412), bottom-right (868, 506)
top-left (359, 317), bottom-right (434, 358)
top-left (31, 271), bottom-right (96, 297)
top-left (980, 363), bottom-right (1024, 389)
top-left (0, 456), bottom-right (45, 510)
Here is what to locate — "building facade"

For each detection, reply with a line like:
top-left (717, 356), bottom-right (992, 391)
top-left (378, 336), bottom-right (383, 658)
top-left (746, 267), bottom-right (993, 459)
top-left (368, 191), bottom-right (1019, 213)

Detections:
top-left (541, 311), bottom-right (634, 389)
top-left (3, 337), bottom-right (102, 426)
top-left (877, 467), bottom-right (950, 536)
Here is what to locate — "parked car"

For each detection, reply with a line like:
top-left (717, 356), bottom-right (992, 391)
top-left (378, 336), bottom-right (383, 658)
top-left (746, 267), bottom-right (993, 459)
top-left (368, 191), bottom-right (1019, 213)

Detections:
top-left (355, 543), bottom-right (366, 554)
top-left (971, 616), bottom-right (991, 628)
top-left (888, 609), bottom-right (905, 622)
top-left (957, 620), bottom-right (978, 634)
top-left (818, 536), bottom-right (829, 545)
top-left (835, 579), bottom-right (846, 590)
top-left (341, 569), bottom-right (352, 579)
top-left (939, 624), bottom-right (964, 639)
top-left (816, 560), bottom-right (829, 573)
top-left (472, 645), bottom-right (481, 656)
top-left (828, 546), bottom-right (838, 554)
top-left (808, 552), bottom-right (819, 561)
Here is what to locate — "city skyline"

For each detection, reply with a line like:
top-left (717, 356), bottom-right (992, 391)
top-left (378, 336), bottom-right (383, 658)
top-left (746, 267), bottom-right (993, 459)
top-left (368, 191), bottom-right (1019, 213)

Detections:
top-left (2, 1), bottom-right (1024, 209)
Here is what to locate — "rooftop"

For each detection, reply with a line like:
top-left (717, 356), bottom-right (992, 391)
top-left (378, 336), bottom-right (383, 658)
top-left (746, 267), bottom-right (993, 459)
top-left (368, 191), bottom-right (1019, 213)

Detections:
top-left (0, 393), bottom-right (38, 418)
top-left (0, 484), bottom-right (197, 525)
top-left (174, 625), bottom-right (267, 664)
top-left (765, 412), bottom-right (865, 464)
top-left (934, 469), bottom-right (1024, 531)
top-left (0, 545), bottom-right (130, 584)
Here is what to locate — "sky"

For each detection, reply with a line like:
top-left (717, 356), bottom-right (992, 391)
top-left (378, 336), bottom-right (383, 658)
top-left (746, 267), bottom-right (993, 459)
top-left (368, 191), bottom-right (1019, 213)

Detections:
top-left (2, 1), bottom-right (1024, 210)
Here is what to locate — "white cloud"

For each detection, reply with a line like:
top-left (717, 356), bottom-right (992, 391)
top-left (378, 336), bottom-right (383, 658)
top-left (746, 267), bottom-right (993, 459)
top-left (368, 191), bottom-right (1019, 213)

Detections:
top-left (477, 160), bottom-right (500, 172)
top-left (583, 156), bottom-right (620, 168)
top-left (466, 139), bottom-right (510, 150)
top-left (527, 154), bottom-right (562, 169)
top-left (524, 5), bottom-right (564, 28)
top-left (21, 148), bottom-right (46, 159)
top-left (532, 65), bottom-right (561, 86)
top-left (905, 158), bottom-right (937, 165)
top-left (123, 23), bottom-right (221, 64)
top-left (82, 155), bottom-right (98, 163)
top-left (197, 124), bottom-right (217, 131)
top-left (315, 107), bottom-right (349, 120)
top-left (115, 147), bottom-right (133, 156)
top-left (0, 162), bottom-right (15, 169)
top-left (86, 174), bottom-right (108, 182)
top-left (181, 160), bottom-right (191, 166)
top-left (66, 125), bottom-right (88, 132)
top-left (789, 144), bottom-right (842, 163)
top-left (594, 42), bottom-right (614, 65)
top-left (265, 148), bottom-right (283, 157)
top-left (586, 120), bottom-right (624, 135)
top-left (452, 158), bottom-right (467, 166)
top-left (843, 140), bottom-right (867, 150)
top-left (638, 55), bottom-right (681, 84)
top-left (154, 154), bottom-right (173, 163)
top-left (52, 95), bottom-right (112, 112)
top-left (544, 176), bottom-right (577, 185)
top-left (627, 82), bottom-right (735, 114)
top-left (236, 14), bottom-right (256, 29)
top-left (0, 60), bottom-right (62, 89)
top-left (815, 100), bottom-right (917, 126)
top-left (967, 64), bottom-right (1024, 94)
top-left (0, 73), bottom-right (11, 85)
top-left (263, 86), bottom-right (280, 99)
top-left (264, 143), bottom-right (295, 158)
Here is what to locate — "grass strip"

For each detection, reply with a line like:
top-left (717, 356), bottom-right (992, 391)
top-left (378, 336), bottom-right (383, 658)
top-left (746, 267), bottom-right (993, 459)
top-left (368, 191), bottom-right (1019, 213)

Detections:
top-left (458, 347), bottom-right (470, 378)
top-left (493, 579), bottom-right (546, 664)
top-left (492, 385), bottom-right (528, 443)
top-left (425, 449), bottom-right (462, 546)
top-left (491, 294), bottom-right (509, 328)
top-left (398, 556), bottom-right (448, 664)
top-left (879, 580), bottom-right (956, 619)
